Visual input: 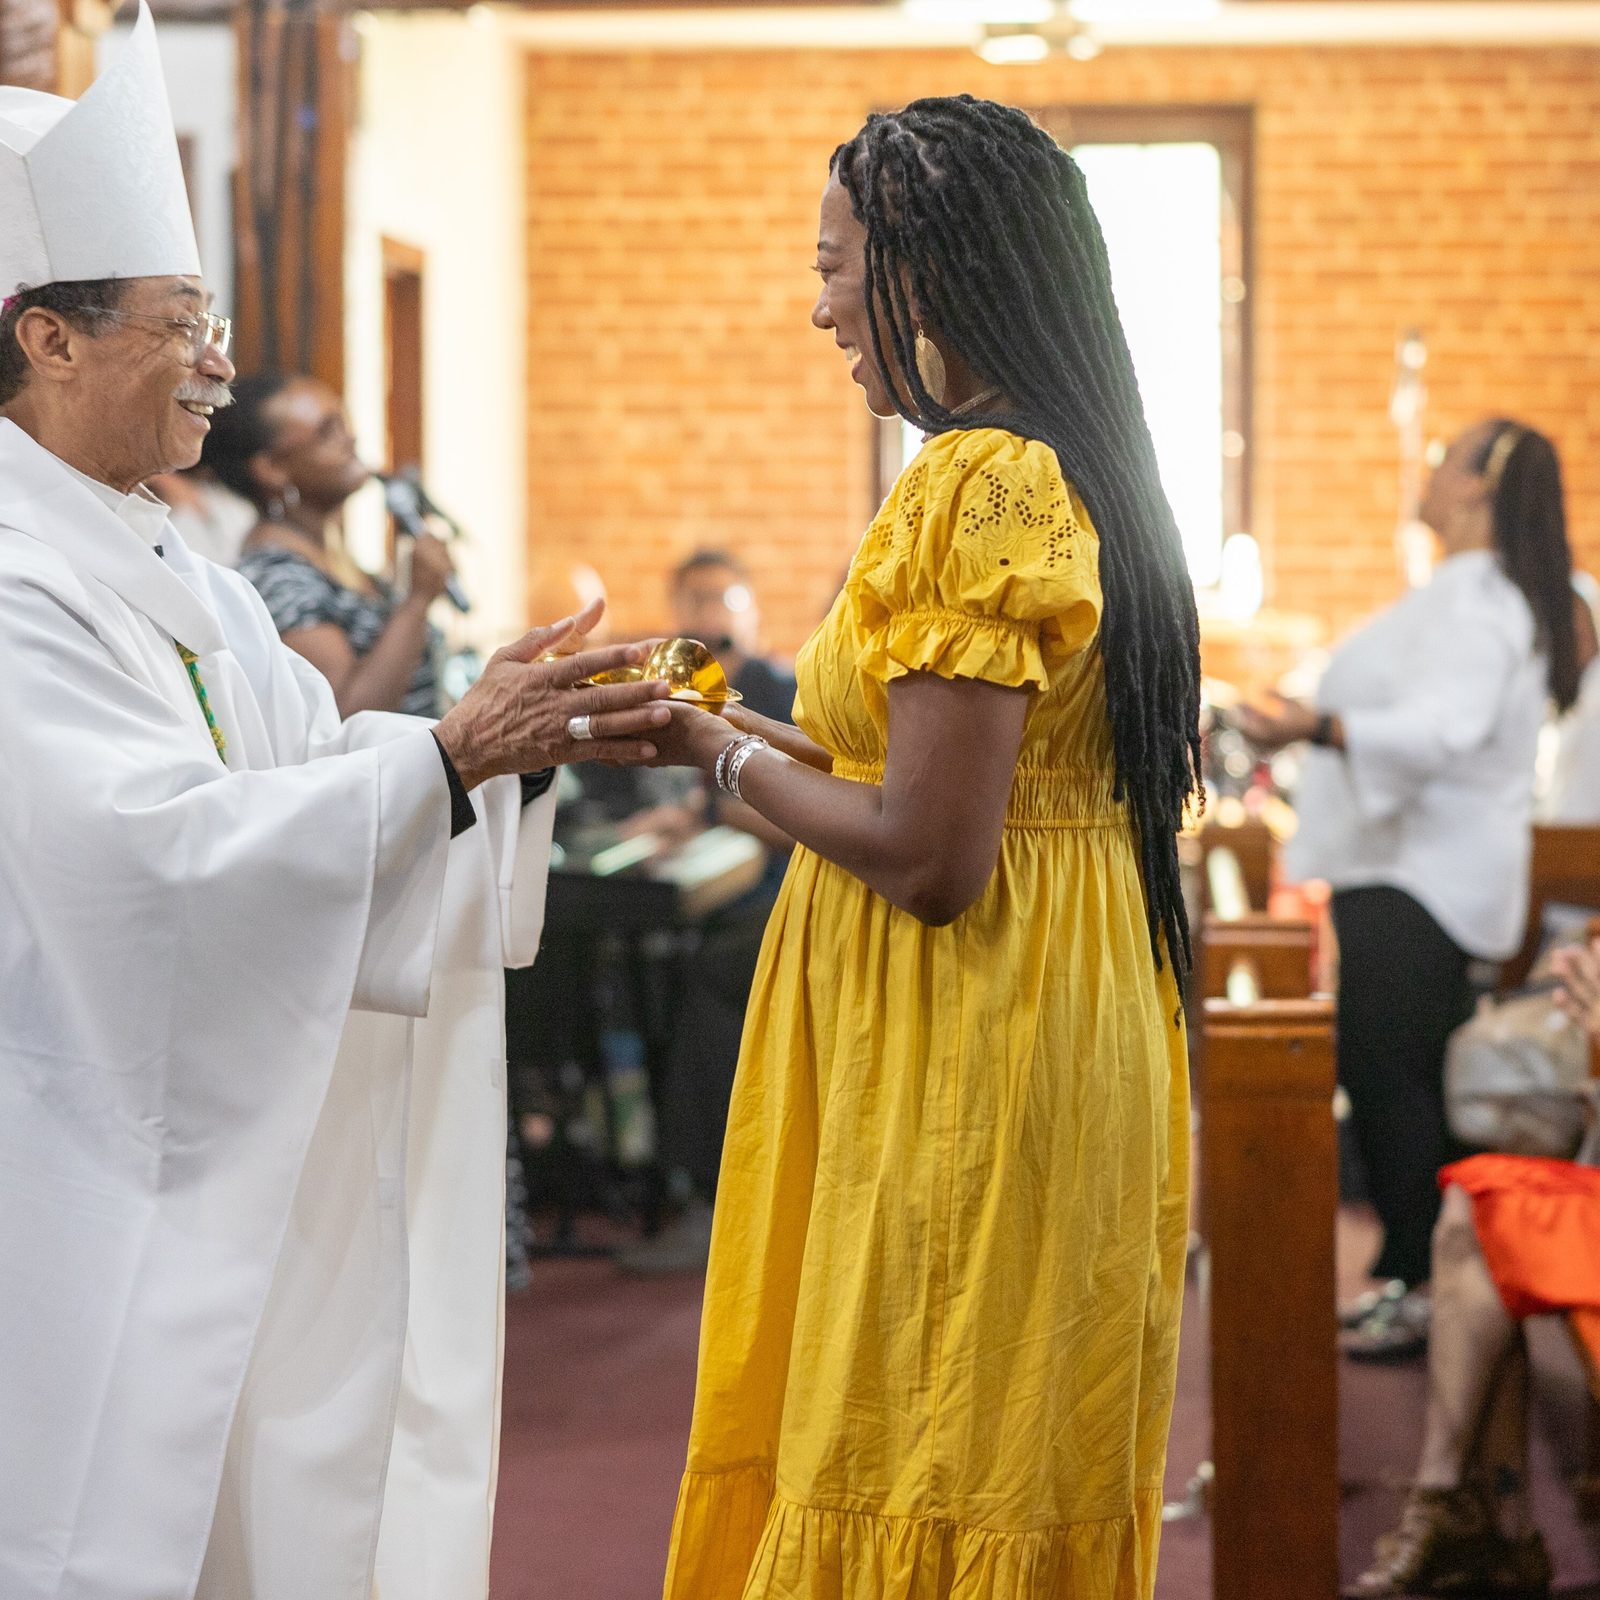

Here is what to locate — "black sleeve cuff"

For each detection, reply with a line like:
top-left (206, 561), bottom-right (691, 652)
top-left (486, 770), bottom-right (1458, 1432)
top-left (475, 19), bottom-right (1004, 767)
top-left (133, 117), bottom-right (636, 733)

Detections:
top-left (519, 768), bottom-right (556, 808)
top-left (432, 733), bottom-right (479, 839)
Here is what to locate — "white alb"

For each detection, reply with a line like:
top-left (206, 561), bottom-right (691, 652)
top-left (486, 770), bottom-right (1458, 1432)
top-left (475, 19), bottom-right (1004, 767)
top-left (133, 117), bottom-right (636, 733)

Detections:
top-left (0, 418), bottom-right (555, 1600)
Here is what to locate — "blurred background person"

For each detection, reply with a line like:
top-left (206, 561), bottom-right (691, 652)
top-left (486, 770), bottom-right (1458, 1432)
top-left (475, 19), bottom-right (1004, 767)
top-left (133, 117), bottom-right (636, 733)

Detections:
top-left (1344, 932), bottom-right (1600, 1599)
top-left (1240, 419), bottom-right (1583, 1361)
top-left (531, 556), bottom-right (706, 837)
top-left (616, 552), bottom-right (797, 1275)
top-left (669, 548), bottom-right (795, 725)
top-left (147, 461), bottom-right (256, 567)
top-left (202, 371), bottom-right (455, 718)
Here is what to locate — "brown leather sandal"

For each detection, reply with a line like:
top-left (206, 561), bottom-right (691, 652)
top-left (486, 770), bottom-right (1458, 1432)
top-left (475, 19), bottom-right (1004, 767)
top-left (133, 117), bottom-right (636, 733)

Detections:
top-left (1344, 1485), bottom-right (1552, 1598)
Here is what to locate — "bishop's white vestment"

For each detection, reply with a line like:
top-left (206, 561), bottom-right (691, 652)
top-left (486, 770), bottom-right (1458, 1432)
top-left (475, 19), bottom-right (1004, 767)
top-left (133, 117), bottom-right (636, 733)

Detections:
top-left (0, 418), bottom-right (554, 1600)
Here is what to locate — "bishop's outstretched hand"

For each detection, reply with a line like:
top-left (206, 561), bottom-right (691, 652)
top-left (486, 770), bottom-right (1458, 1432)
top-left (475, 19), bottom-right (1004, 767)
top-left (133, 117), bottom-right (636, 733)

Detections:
top-left (434, 599), bottom-right (672, 789)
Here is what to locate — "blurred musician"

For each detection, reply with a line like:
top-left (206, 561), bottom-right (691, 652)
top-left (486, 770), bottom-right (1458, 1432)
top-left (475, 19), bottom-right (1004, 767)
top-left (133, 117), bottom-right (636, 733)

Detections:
top-left (203, 372), bottom-right (455, 717)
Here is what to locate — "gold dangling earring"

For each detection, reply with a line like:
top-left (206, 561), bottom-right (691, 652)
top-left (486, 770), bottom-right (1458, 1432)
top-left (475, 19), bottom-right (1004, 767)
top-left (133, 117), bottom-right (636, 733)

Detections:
top-left (914, 326), bottom-right (947, 408)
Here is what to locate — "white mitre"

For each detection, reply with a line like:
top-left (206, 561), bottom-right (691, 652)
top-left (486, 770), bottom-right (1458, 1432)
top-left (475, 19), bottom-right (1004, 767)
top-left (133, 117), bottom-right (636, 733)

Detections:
top-left (0, 1), bottom-right (200, 300)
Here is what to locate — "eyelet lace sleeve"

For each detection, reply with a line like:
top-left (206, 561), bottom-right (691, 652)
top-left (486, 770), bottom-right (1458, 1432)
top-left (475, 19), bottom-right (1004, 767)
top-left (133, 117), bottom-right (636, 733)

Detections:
top-left (855, 427), bottom-right (1101, 693)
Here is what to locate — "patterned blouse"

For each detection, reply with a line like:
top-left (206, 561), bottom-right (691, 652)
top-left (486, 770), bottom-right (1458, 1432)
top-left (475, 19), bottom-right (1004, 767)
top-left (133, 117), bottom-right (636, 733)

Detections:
top-left (237, 543), bottom-right (444, 719)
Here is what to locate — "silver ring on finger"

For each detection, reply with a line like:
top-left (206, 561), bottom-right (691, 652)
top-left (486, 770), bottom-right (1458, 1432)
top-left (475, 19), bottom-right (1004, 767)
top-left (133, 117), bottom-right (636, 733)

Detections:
top-left (567, 714), bottom-right (595, 742)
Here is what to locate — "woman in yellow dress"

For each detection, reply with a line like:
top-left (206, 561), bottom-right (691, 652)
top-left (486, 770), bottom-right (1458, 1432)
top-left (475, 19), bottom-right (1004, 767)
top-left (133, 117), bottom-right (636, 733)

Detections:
top-left (649, 96), bottom-right (1201, 1599)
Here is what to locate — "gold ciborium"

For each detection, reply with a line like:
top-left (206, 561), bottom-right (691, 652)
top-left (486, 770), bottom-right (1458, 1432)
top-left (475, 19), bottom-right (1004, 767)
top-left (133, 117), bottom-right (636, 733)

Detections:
top-left (585, 637), bottom-right (743, 706)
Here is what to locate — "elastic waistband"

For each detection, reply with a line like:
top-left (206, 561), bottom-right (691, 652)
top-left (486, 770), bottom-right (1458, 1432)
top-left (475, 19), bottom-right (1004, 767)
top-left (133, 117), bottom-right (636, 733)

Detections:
top-left (832, 759), bottom-right (1128, 830)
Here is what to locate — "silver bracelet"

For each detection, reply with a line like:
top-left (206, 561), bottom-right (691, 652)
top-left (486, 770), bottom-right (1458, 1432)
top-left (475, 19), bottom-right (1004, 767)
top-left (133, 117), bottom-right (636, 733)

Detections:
top-left (715, 734), bottom-right (768, 798)
top-left (725, 737), bottom-right (768, 799)
top-left (712, 736), bottom-right (744, 794)
top-left (712, 736), bottom-right (744, 793)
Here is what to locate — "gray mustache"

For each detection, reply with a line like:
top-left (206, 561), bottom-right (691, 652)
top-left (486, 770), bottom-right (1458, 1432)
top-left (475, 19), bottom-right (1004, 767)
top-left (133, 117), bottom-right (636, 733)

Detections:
top-left (176, 380), bottom-right (234, 409)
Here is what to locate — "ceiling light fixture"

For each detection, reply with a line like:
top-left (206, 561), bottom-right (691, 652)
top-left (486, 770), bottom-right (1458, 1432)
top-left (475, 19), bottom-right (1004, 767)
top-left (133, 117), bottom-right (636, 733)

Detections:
top-left (1067, 0), bottom-right (1220, 22)
top-left (902, 0), bottom-right (1056, 24)
top-left (901, 0), bottom-right (1106, 67)
top-left (975, 28), bottom-right (1053, 63)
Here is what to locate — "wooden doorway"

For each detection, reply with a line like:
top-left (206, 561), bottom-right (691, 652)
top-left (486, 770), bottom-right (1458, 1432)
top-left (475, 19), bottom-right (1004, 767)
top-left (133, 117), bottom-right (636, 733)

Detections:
top-left (1045, 104), bottom-right (1255, 579)
top-left (382, 236), bottom-right (426, 476)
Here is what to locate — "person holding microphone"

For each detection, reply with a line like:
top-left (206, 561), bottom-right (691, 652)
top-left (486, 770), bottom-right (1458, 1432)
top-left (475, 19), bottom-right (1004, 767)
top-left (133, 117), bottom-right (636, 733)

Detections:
top-left (204, 371), bottom-right (454, 717)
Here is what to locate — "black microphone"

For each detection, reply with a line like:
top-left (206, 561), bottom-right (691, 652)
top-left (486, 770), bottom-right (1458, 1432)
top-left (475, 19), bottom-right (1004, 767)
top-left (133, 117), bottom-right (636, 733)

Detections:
top-left (377, 472), bottom-right (471, 614)
top-left (403, 467), bottom-right (463, 539)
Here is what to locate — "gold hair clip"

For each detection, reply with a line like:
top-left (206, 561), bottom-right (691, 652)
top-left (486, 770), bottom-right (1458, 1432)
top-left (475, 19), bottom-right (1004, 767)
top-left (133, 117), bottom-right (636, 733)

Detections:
top-left (1482, 425), bottom-right (1525, 490)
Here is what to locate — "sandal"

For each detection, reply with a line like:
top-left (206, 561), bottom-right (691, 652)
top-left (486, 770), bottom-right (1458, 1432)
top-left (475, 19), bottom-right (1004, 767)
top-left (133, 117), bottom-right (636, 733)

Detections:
top-left (1344, 1485), bottom-right (1551, 1598)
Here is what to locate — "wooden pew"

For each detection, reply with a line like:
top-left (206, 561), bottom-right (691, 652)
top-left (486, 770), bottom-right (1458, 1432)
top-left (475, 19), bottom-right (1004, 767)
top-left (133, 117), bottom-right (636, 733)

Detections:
top-left (1500, 824), bottom-right (1600, 991)
top-left (1204, 996), bottom-right (1340, 1600)
top-left (1199, 816), bottom-right (1275, 920)
top-left (1187, 821), bottom-right (1339, 1593)
top-left (1202, 914), bottom-right (1315, 1006)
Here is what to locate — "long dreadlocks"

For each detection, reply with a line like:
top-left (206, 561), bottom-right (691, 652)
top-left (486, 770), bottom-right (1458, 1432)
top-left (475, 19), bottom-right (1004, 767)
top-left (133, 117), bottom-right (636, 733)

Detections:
top-left (833, 95), bottom-right (1203, 969)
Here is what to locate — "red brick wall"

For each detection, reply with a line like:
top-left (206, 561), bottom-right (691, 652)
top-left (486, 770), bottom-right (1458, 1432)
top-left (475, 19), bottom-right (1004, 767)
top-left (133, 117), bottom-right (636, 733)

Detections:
top-left (525, 44), bottom-right (1600, 667)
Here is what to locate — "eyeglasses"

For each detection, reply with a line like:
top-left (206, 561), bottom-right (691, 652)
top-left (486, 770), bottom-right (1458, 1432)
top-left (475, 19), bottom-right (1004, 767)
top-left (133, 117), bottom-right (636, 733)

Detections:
top-left (85, 307), bottom-right (233, 365)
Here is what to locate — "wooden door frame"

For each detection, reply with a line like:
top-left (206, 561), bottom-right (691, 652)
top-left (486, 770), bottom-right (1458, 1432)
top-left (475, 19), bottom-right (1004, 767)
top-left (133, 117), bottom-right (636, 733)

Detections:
top-left (381, 235), bottom-right (426, 477)
top-left (1044, 103), bottom-right (1255, 551)
top-left (232, 3), bottom-right (353, 393)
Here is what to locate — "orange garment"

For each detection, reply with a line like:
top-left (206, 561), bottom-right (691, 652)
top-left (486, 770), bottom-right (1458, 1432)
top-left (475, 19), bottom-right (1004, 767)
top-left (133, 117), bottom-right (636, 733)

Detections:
top-left (1441, 1154), bottom-right (1600, 1373)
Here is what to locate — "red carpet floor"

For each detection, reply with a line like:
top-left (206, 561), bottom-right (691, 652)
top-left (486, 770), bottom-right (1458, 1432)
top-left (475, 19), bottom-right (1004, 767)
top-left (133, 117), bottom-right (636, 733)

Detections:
top-left (490, 1210), bottom-right (1600, 1599)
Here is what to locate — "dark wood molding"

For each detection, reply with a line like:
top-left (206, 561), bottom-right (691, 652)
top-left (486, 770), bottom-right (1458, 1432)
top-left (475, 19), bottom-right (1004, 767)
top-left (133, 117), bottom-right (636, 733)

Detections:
top-left (0, 0), bottom-right (106, 92)
top-left (232, 2), bottom-right (352, 391)
top-left (381, 236), bottom-right (426, 476)
top-left (148, 0), bottom-right (236, 22)
top-left (0, 0), bottom-right (58, 88)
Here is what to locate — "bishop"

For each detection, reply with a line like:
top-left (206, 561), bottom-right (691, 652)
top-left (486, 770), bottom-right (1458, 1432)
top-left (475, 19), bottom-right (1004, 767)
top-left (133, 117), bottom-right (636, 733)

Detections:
top-left (0, 11), bottom-right (669, 1597)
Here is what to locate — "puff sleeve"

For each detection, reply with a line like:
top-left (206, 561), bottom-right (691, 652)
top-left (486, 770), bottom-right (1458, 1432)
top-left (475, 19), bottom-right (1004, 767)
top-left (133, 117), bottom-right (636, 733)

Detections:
top-left (856, 428), bottom-right (1101, 694)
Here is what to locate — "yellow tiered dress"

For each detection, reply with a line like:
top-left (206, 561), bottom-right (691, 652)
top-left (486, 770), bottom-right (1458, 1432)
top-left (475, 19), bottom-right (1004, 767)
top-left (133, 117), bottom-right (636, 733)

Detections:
top-left (663, 427), bottom-right (1190, 1600)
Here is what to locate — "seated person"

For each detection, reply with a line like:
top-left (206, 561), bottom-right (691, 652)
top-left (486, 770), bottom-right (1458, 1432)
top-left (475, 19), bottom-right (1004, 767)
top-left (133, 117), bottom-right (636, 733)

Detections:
top-left (531, 558), bottom-right (704, 834)
top-left (203, 372), bottom-right (456, 717)
top-left (669, 547), bottom-right (796, 721)
top-left (1348, 935), bottom-right (1600, 1598)
top-left (616, 551), bottom-right (798, 1274)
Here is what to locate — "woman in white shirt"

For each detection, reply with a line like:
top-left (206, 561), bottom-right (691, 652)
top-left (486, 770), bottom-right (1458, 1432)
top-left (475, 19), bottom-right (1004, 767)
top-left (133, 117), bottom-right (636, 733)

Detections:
top-left (1240, 419), bottom-right (1582, 1358)
top-left (1545, 586), bottom-right (1600, 822)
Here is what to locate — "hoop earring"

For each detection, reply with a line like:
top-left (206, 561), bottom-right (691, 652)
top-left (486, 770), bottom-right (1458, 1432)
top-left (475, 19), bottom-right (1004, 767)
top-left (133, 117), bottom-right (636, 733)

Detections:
top-left (914, 327), bottom-right (947, 408)
top-left (265, 483), bottom-right (301, 522)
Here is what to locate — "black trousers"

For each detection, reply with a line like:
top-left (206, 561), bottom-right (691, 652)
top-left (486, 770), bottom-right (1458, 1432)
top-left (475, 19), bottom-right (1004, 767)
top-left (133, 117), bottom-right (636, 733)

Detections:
top-left (657, 891), bottom-right (775, 1201)
top-left (1332, 885), bottom-right (1475, 1287)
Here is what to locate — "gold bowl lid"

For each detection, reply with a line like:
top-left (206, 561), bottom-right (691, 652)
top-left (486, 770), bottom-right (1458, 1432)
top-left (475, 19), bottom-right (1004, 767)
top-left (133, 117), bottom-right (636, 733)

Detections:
top-left (584, 637), bottom-right (743, 705)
